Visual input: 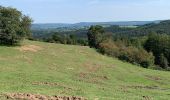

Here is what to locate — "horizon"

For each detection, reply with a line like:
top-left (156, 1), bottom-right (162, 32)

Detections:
top-left (1, 0), bottom-right (170, 23)
top-left (32, 20), bottom-right (162, 24)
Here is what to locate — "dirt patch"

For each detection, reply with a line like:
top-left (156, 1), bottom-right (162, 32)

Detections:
top-left (142, 96), bottom-right (152, 100)
top-left (32, 82), bottom-right (73, 90)
top-left (119, 87), bottom-right (129, 93)
top-left (83, 62), bottom-right (115, 73)
top-left (17, 45), bottom-right (42, 52)
top-left (78, 72), bottom-right (108, 84)
top-left (145, 75), bottom-right (166, 85)
top-left (79, 72), bottom-right (108, 80)
top-left (15, 55), bottom-right (32, 63)
top-left (4, 93), bottom-right (86, 100)
top-left (105, 64), bottom-right (116, 69)
top-left (145, 75), bottom-right (162, 81)
top-left (78, 49), bottom-right (89, 55)
top-left (0, 57), bottom-right (6, 61)
top-left (122, 85), bottom-right (170, 91)
top-left (83, 62), bottom-right (101, 72)
top-left (125, 85), bottom-right (159, 90)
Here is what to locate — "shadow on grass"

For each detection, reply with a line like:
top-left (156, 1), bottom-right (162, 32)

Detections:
top-left (0, 43), bottom-right (22, 47)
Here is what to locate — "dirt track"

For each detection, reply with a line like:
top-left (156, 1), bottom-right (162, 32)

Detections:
top-left (5, 93), bottom-right (86, 100)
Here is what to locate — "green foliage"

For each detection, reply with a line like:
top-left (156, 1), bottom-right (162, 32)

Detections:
top-left (119, 46), bottom-right (154, 68)
top-left (159, 54), bottom-right (169, 69)
top-left (45, 32), bottom-right (88, 46)
top-left (87, 25), bottom-right (154, 68)
top-left (31, 20), bottom-right (170, 42)
top-left (107, 20), bottom-right (170, 37)
top-left (0, 6), bottom-right (32, 45)
top-left (99, 40), bottom-right (154, 68)
top-left (99, 40), bottom-right (120, 57)
top-left (87, 25), bottom-right (105, 48)
top-left (144, 33), bottom-right (170, 69)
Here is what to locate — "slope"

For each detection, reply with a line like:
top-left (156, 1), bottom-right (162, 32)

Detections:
top-left (0, 40), bottom-right (170, 100)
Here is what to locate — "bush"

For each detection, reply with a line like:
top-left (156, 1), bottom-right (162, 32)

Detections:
top-left (159, 54), bottom-right (169, 69)
top-left (45, 33), bottom-right (88, 46)
top-left (98, 40), bottom-right (154, 68)
top-left (99, 40), bottom-right (120, 57)
top-left (119, 47), bottom-right (154, 68)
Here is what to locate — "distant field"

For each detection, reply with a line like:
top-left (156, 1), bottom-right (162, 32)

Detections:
top-left (0, 40), bottom-right (170, 100)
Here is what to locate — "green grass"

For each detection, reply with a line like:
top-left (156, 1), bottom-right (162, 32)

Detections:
top-left (0, 40), bottom-right (170, 100)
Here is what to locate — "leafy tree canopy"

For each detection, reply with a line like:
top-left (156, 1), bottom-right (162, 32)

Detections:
top-left (0, 6), bottom-right (32, 45)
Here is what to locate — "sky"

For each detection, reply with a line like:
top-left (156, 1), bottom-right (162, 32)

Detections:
top-left (1, 0), bottom-right (170, 23)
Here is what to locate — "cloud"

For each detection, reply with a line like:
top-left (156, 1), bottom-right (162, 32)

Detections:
top-left (88, 0), bottom-right (100, 5)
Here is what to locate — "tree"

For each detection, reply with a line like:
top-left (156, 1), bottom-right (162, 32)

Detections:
top-left (144, 33), bottom-right (170, 69)
top-left (0, 6), bottom-right (32, 45)
top-left (159, 54), bottom-right (169, 69)
top-left (20, 15), bottom-right (32, 38)
top-left (87, 25), bottom-right (105, 48)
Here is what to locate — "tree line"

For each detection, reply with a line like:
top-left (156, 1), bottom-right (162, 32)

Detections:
top-left (87, 25), bottom-right (170, 70)
top-left (32, 20), bottom-right (170, 41)
top-left (43, 33), bottom-right (88, 46)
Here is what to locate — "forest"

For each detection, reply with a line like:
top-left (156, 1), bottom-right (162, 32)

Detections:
top-left (32, 21), bottom-right (170, 70)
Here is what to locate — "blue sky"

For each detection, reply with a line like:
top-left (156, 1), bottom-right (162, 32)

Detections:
top-left (1, 0), bottom-right (170, 23)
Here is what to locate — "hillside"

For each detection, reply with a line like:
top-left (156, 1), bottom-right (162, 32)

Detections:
top-left (31, 21), bottom-right (157, 30)
top-left (31, 20), bottom-right (158, 39)
top-left (108, 20), bottom-right (170, 37)
top-left (139, 20), bottom-right (170, 34)
top-left (0, 40), bottom-right (170, 100)
top-left (31, 20), bottom-right (164, 40)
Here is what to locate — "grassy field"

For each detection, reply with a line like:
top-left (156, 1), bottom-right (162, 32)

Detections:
top-left (0, 40), bottom-right (170, 100)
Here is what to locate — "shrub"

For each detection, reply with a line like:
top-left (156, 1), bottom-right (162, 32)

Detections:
top-left (98, 40), bottom-right (154, 68)
top-left (159, 54), bottom-right (169, 69)
top-left (99, 40), bottom-right (120, 57)
top-left (119, 46), bottom-right (154, 68)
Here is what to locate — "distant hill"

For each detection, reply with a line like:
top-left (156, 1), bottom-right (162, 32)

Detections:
top-left (32, 20), bottom-right (170, 39)
top-left (140, 20), bottom-right (170, 34)
top-left (110, 20), bottom-right (170, 37)
top-left (31, 21), bottom-right (159, 30)
top-left (31, 23), bottom-right (73, 30)
top-left (74, 21), bottom-right (159, 27)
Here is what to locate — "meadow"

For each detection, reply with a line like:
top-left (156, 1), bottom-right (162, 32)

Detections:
top-left (0, 40), bottom-right (170, 100)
